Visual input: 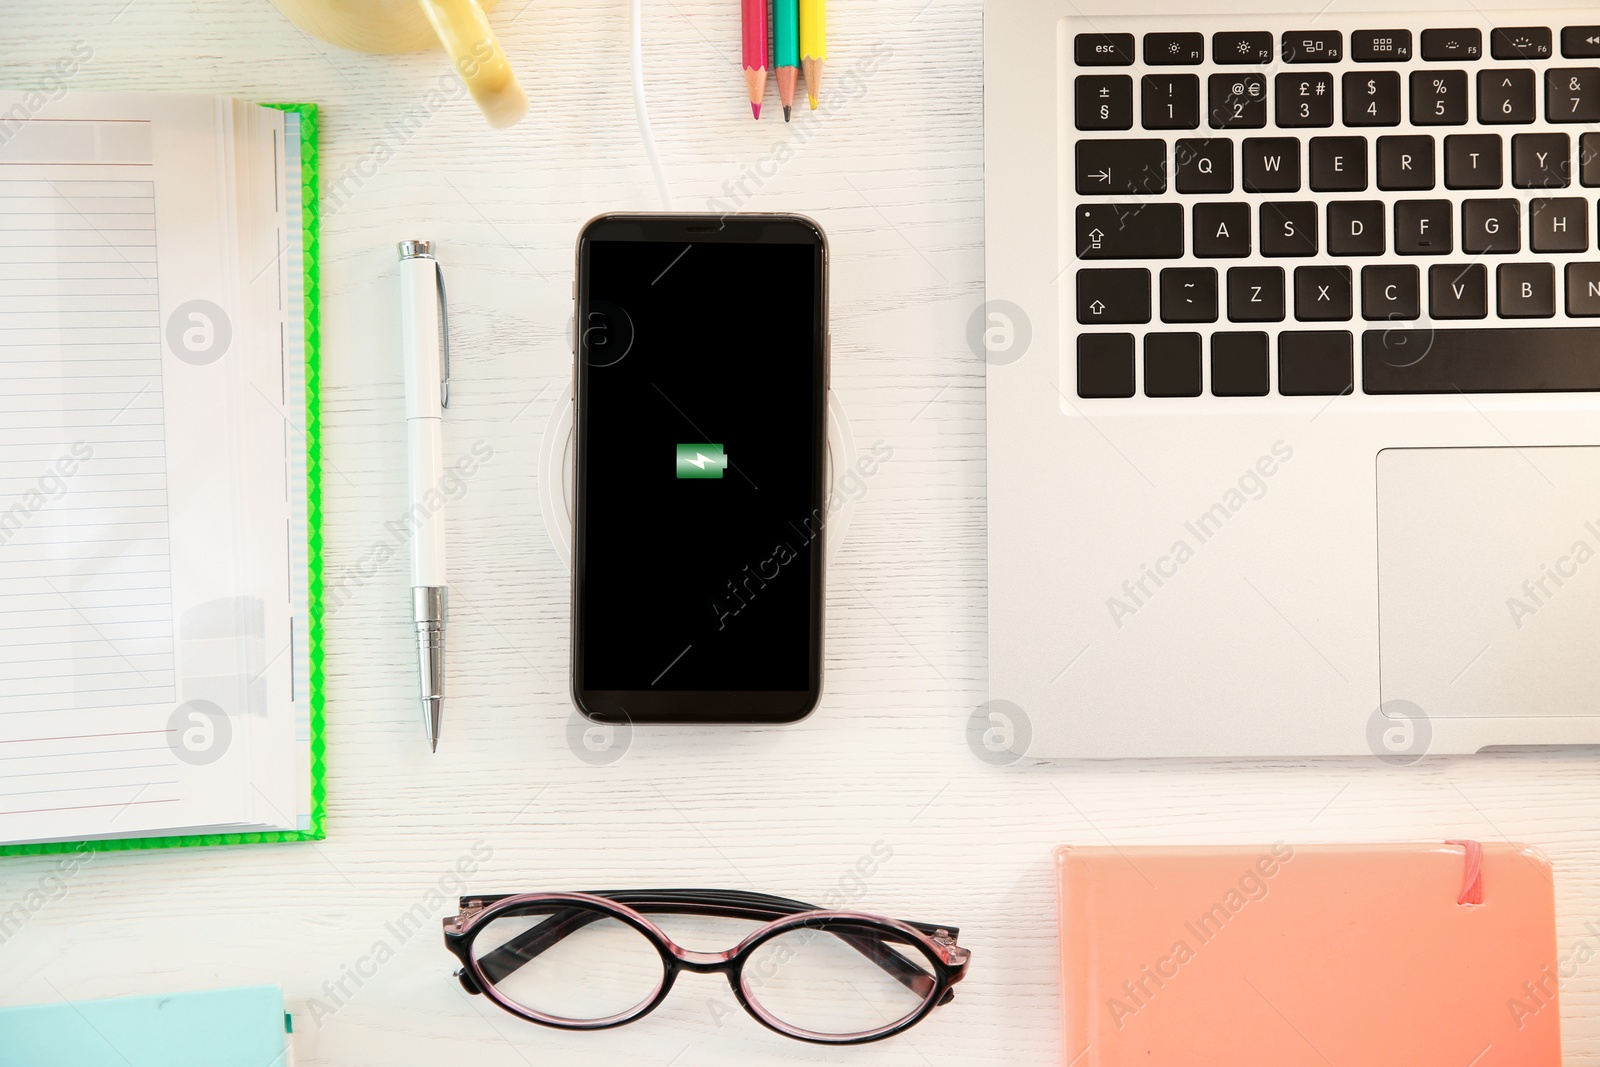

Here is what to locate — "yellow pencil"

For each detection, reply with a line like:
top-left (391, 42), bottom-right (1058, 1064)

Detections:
top-left (799, 0), bottom-right (826, 110)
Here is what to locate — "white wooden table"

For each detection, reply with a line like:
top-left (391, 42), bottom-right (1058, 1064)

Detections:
top-left (3, 2), bottom-right (1600, 1063)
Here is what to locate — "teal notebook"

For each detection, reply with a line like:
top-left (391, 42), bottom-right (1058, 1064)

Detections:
top-left (0, 985), bottom-right (293, 1066)
top-left (0, 95), bottom-right (324, 856)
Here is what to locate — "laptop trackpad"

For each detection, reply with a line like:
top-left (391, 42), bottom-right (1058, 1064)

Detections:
top-left (1377, 447), bottom-right (1600, 740)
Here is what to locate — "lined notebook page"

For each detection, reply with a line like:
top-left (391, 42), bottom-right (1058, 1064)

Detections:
top-left (0, 178), bottom-right (178, 719)
top-left (0, 96), bottom-right (304, 846)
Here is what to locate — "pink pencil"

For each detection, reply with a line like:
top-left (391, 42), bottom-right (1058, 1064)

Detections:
top-left (742, 0), bottom-right (769, 119)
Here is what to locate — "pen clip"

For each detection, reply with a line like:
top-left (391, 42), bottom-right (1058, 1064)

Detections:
top-left (435, 261), bottom-right (451, 410)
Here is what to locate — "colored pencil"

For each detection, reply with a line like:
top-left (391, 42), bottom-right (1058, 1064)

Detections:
top-left (799, 0), bottom-right (826, 110)
top-left (773, 0), bottom-right (801, 121)
top-left (741, 0), bottom-right (769, 120)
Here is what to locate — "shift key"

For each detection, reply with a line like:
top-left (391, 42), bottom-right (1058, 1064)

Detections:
top-left (1076, 203), bottom-right (1185, 259)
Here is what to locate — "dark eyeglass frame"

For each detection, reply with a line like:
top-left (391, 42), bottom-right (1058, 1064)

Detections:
top-left (441, 888), bottom-right (970, 1045)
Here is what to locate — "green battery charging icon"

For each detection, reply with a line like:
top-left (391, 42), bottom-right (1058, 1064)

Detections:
top-left (676, 443), bottom-right (729, 479)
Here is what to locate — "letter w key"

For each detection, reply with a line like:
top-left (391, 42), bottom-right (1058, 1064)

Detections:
top-left (1243, 137), bottom-right (1301, 192)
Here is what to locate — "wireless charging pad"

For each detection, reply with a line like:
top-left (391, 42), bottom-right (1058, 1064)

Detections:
top-left (537, 387), bottom-right (858, 569)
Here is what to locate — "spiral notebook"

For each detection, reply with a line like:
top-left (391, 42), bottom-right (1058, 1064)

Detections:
top-left (1057, 842), bottom-right (1560, 1066)
top-left (0, 94), bottom-right (324, 855)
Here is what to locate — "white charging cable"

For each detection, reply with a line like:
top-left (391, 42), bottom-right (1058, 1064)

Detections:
top-left (631, 0), bottom-right (673, 209)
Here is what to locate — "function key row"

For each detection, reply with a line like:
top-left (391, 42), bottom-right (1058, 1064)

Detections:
top-left (1075, 134), bottom-right (1600, 196)
top-left (1075, 69), bottom-right (1600, 130)
top-left (1075, 27), bottom-right (1600, 67)
top-left (1074, 200), bottom-right (1597, 259)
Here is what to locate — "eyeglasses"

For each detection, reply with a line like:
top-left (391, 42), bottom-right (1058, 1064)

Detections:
top-left (441, 888), bottom-right (971, 1045)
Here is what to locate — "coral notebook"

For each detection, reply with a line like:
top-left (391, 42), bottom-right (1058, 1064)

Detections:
top-left (1056, 843), bottom-right (1560, 1066)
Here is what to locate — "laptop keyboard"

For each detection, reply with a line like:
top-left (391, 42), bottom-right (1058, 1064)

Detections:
top-left (1066, 19), bottom-right (1600, 398)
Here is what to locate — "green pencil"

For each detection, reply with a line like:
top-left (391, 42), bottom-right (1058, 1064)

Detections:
top-left (774, 0), bottom-right (801, 121)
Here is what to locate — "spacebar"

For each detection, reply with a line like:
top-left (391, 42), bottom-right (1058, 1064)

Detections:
top-left (1362, 328), bottom-right (1600, 394)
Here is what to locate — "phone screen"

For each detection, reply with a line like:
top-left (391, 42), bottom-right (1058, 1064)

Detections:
top-left (575, 220), bottom-right (824, 711)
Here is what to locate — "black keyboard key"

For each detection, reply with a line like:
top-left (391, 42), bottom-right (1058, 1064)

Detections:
top-left (1214, 31), bottom-right (1273, 65)
top-left (1562, 27), bottom-right (1600, 59)
top-left (1413, 70), bottom-right (1469, 124)
top-left (1444, 134), bottom-right (1504, 188)
top-left (1479, 69), bottom-right (1537, 123)
top-left (1175, 138), bottom-right (1233, 193)
top-left (1529, 197), bottom-right (1589, 251)
top-left (1211, 332), bottom-right (1270, 395)
top-left (1548, 68), bottom-right (1600, 122)
top-left (1076, 33), bottom-right (1134, 66)
top-left (1076, 204), bottom-right (1184, 259)
top-left (1567, 263), bottom-right (1600, 315)
top-left (1242, 137), bottom-right (1300, 192)
top-left (1076, 139), bottom-right (1167, 196)
top-left (1145, 32), bottom-right (1204, 65)
top-left (1276, 72), bottom-right (1335, 127)
top-left (1461, 199), bottom-right (1520, 253)
top-left (1283, 31), bottom-right (1342, 63)
top-left (1227, 266), bottom-right (1286, 321)
top-left (1261, 201), bottom-right (1318, 256)
top-left (1077, 268), bottom-right (1151, 324)
top-left (1491, 27), bottom-right (1553, 61)
top-left (1077, 334), bottom-right (1135, 397)
top-left (1512, 133), bottom-right (1571, 188)
top-left (1329, 201), bottom-right (1386, 255)
top-left (1279, 331), bottom-right (1353, 395)
top-left (1430, 263), bottom-right (1488, 318)
top-left (1143, 74), bottom-right (1200, 130)
top-left (1352, 30), bottom-right (1412, 63)
top-left (1159, 267), bottom-right (1219, 322)
top-left (1194, 202), bottom-right (1251, 257)
top-left (1311, 137), bottom-right (1368, 191)
top-left (1378, 136), bottom-right (1436, 190)
top-left (1295, 265), bottom-right (1353, 321)
top-left (1077, 75), bottom-right (1134, 130)
top-left (1209, 73), bottom-right (1268, 128)
top-left (1362, 265), bottom-right (1420, 319)
top-left (1395, 200), bottom-right (1453, 254)
top-left (1499, 263), bottom-right (1555, 317)
top-left (1344, 71), bottom-right (1402, 126)
top-left (1583, 133), bottom-right (1600, 185)
top-left (1421, 29), bottom-right (1482, 61)
top-left (1144, 333), bottom-right (1203, 396)
top-left (1364, 326), bottom-right (1600, 392)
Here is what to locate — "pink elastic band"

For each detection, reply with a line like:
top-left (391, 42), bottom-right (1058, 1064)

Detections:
top-left (1445, 839), bottom-right (1484, 905)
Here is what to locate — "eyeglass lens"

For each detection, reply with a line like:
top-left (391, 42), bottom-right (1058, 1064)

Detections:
top-left (470, 905), bottom-right (664, 1023)
top-left (742, 923), bottom-right (937, 1037)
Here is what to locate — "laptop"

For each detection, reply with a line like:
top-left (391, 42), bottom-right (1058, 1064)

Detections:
top-left (984, 2), bottom-right (1600, 757)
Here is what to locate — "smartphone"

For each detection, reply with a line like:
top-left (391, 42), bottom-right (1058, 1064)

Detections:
top-left (571, 214), bottom-right (828, 724)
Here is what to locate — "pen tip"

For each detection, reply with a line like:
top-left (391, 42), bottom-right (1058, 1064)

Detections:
top-left (807, 95), bottom-right (818, 111)
top-left (431, 736), bottom-right (438, 753)
top-left (751, 102), bottom-right (761, 120)
top-left (783, 106), bottom-right (792, 122)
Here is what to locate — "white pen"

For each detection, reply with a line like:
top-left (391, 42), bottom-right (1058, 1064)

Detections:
top-left (398, 240), bottom-right (449, 751)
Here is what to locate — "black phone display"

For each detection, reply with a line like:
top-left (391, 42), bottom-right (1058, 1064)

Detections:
top-left (572, 215), bottom-right (827, 723)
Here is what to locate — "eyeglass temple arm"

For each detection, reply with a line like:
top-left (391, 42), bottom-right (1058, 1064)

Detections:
top-left (464, 888), bottom-right (961, 940)
top-left (466, 889), bottom-right (959, 998)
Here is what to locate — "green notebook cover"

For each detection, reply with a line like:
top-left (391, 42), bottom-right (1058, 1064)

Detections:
top-left (0, 984), bottom-right (292, 1065)
top-left (0, 102), bottom-right (326, 858)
